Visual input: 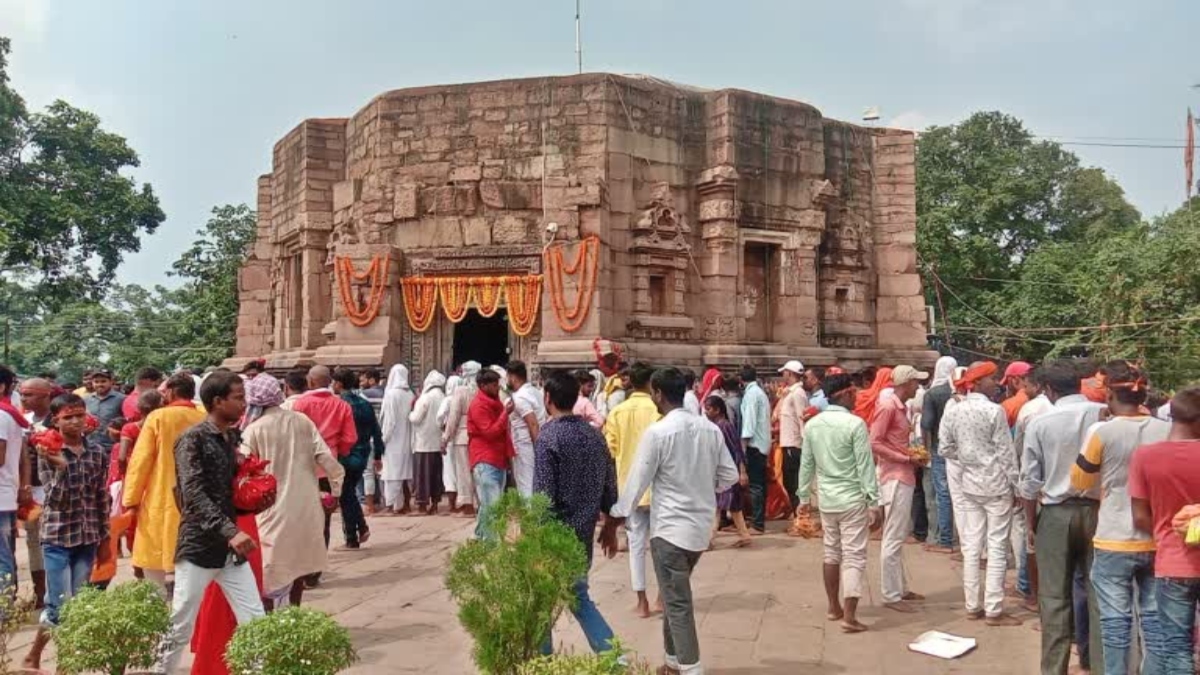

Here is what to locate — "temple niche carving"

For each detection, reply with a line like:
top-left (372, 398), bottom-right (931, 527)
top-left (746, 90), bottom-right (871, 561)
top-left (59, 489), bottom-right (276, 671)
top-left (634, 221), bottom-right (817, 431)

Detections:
top-left (225, 74), bottom-right (936, 376)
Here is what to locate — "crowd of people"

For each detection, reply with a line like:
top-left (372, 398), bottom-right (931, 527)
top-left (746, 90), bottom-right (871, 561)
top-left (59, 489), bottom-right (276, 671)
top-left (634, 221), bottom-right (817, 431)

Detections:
top-left (1, 352), bottom-right (1199, 674)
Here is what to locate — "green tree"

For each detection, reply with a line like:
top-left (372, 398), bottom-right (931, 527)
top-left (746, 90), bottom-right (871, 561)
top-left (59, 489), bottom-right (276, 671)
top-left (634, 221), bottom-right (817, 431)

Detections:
top-left (0, 37), bottom-right (164, 307)
top-left (169, 203), bottom-right (256, 362)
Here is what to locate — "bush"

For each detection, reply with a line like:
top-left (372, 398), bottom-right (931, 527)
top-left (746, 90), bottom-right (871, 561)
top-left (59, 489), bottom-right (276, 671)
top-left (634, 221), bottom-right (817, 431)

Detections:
top-left (55, 580), bottom-right (170, 675)
top-left (517, 643), bottom-right (652, 675)
top-left (225, 605), bottom-right (356, 675)
top-left (0, 575), bottom-right (34, 674)
top-left (445, 491), bottom-right (589, 675)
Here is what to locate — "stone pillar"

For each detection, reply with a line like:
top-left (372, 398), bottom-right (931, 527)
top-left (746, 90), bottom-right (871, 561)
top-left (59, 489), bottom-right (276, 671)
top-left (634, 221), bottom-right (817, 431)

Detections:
top-left (696, 165), bottom-right (739, 343)
top-left (871, 130), bottom-right (928, 348)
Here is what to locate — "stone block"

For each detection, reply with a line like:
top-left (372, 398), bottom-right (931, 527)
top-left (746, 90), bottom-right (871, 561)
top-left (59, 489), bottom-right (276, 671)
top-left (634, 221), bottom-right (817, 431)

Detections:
top-left (877, 273), bottom-right (922, 297)
top-left (462, 217), bottom-right (492, 246)
top-left (450, 164), bottom-right (482, 183)
top-left (493, 216), bottom-right (532, 244)
top-left (422, 185), bottom-right (478, 215)
top-left (479, 181), bottom-right (542, 210)
top-left (394, 184), bottom-right (419, 220)
top-left (875, 245), bottom-right (917, 275)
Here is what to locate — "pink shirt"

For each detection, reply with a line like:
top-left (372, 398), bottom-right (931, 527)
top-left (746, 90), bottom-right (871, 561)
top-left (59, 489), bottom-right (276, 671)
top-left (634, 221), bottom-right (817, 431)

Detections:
top-left (869, 395), bottom-right (915, 486)
top-left (573, 396), bottom-right (605, 429)
top-left (292, 390), bottom-right (357, 457)
top-left (1129, 441), bottom-right (1200, 578)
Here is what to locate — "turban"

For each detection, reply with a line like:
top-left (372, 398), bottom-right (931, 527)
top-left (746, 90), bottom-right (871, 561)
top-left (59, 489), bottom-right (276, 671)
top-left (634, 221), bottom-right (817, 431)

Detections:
top-left (954, 362), bottom-right (998, 394)
top-left (245, 374), bottom-right (285, 409)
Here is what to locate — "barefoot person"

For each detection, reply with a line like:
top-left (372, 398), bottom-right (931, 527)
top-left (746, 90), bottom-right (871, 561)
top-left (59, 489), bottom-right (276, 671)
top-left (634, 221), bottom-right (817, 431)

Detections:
top-left (795, 373), bottom-right (880, 633)
top-left (938, 362), bottom-right (1023, 627)
top-left (409, 370), bottom-right (447, 515)
top-left (608, 368), bottom-right (738, 675)
top-left (23, 393), bottom-right (111, 671)
top-left (379, 365), bottom-right (415, 515)
top-left (603, 362), bottom-right (661, 618)
top-left (704, 396), bottom-right (751, 549)
top-left (441, 361), bottom-right (479, 516)
top-left (870, 365), bottom-right (928, 613)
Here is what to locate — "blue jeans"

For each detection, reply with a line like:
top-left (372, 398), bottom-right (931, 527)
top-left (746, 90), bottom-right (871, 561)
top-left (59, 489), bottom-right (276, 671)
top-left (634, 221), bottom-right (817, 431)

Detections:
top-left (540, 578), bottom-right (615, 655)
top-left (0, 511), bottom-right (15, 592)
top-left (1091, 549), bottom-right (1161, 674)
top-left (472, 463), bottom-right (507, 540)
top-left (1157, 577), bottom-right (1200, 674)
top-left (929, 452), bottom-right (955, 548)
top-left (41, 542), bottom-right (97, 626)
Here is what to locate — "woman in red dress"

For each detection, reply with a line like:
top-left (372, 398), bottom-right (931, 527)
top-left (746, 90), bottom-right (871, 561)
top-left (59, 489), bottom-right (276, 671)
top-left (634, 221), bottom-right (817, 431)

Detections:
top-left (189, 512), bottom-right (264, 675)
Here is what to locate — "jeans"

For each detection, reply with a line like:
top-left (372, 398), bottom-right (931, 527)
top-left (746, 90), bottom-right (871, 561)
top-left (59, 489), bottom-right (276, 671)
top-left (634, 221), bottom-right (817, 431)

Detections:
top-left (1075, 568), bottom-right (1090, 667)
top-left (930, 452), bottom-right (955, 548)
top-left (651, 537), bottom-right (704, 674)
top-left (340, 465), bottom-right (367, 545)
top-left (0, 511), bottom-right (15, 592)
top-left (472, 463), bottom-right (507, 540)
top-left (746, 448), bottom-right (766, 531)
top-left (541, 579), bottom-right (615, 655)
top-left (1011, 507), bottom-right (1031, 596)
top-left (782, 447), bottom-right (801, 512)
top-left (911, 466), bottom-right (929, 542)
top-left (1156, 577), bottom-right (1200, 674)
top-left (41, 542), bottom-right (98, 626)
top-left (1091, 549), bottom-right (1160, 674)
top-left (156, 556), bottom-right (265, 674)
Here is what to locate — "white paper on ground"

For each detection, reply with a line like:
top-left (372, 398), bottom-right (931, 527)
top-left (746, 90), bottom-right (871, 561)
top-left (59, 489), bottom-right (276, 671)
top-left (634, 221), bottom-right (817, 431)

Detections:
top-left (907, 631), bottom-right (977, 659)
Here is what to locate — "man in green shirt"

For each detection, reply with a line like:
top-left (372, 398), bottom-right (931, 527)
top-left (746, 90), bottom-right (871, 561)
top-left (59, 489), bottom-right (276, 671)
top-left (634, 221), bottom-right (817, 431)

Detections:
top-left (796, 373), bottom-right (882, 633)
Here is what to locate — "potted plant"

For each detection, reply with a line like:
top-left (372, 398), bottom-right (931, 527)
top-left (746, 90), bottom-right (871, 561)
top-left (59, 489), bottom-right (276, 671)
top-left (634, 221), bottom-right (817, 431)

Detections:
top-left (445, 491), bottom-right (588, 675)
top-left (225, 606), bottom-right (356, 675)
top-left (54, 580), bottom-right (170, 675)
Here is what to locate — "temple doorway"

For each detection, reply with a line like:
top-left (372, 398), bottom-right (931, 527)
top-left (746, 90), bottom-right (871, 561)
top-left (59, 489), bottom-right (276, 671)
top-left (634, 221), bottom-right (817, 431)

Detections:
top-left (453, 308), bottom-right (510, 370)
top-left (743, 243), bottom-right (773, 342)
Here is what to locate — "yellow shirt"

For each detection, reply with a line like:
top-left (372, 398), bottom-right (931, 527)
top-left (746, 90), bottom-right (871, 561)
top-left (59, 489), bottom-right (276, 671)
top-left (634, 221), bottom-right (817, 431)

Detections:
top-left (122, 402), bottom-right (207, 571)
top-left (604, 391), bottom-right (660, 508)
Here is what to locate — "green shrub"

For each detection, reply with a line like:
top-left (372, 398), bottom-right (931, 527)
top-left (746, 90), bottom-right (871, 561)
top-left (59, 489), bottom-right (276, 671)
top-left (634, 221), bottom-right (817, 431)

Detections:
top-left (517, 643), bottom-right (652, 675)
top-left (225, 605), bottom-right (356, 675)
top-left (445, 491), bottom-right (589, 674)
top-left (0, 575), bottom-right (34, 674)
top-left (55, 580), bottom-right (170, 675)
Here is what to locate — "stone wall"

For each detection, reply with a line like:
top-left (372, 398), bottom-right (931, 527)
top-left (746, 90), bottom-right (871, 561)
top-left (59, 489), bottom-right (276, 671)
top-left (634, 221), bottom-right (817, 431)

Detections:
top-left (227, 74), bottom-right (935, 375)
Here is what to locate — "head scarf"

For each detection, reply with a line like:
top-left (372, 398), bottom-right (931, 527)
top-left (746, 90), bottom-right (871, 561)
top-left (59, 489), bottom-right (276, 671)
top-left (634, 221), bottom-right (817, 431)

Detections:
top-left (381, 365), bottom-right (415, 444)
top-left (931, 356), bottom-right (958, 388)
top-left (243, 374), bottom-right (285, 427)
top-left (422, 369), bottom-right (447, 394)
top-left (438, 375), bottom-right (462, 427)
top-left (698, 368), bottom-right (724, 403)
top-left (1082, 371), bottom-right (1108, 403)
top-left (460, 360), bottom-right (482, 381)
top-left (954, 362), bottom-right (998, 394)
top-left (588, 368), bottom-right (606, 408)
top-left (853, 367), bottom-right (893, 421)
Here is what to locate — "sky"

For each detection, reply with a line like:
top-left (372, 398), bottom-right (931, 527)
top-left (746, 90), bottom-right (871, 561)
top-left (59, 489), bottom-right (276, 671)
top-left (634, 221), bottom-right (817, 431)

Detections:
top-left (2, 0), bottom-right (1197, 288)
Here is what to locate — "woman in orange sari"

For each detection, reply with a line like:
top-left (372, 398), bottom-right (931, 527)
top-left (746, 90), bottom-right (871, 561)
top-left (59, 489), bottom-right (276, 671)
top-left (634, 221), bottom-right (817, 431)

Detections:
top-left (853, 367), bottom-right (894, 422)
top-left (189, 512), bottom-right (263, 675)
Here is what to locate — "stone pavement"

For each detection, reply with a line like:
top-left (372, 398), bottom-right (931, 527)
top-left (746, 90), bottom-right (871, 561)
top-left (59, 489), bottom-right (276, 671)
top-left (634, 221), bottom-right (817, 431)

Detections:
top-left (10, 515), bottom-right (1045, 673)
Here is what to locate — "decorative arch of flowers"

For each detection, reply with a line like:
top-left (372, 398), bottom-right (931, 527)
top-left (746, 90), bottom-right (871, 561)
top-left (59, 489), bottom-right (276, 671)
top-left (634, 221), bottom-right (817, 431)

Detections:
top-left (400, 275), bottom-right (544, 336)
top-left (543, 234), bottom-right (600, 333)
top-left (335, 255), bottom-right (390, 327)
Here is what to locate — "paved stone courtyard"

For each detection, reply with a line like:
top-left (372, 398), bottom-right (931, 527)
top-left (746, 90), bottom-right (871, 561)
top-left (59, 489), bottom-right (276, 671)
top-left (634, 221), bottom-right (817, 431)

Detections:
top-left (11, 514), bottom-right (1045, 673)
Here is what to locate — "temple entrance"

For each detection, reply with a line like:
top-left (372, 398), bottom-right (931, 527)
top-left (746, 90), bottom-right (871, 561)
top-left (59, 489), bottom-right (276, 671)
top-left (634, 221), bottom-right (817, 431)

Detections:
top-left (743, 243), bottom-right (773, 342)
top-left (452, 308), bottom-right (510, 369)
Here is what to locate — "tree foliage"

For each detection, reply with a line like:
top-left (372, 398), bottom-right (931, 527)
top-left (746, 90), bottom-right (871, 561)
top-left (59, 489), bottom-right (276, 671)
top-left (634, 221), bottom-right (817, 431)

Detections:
top-left (0, 37), bottom-right (165, 306)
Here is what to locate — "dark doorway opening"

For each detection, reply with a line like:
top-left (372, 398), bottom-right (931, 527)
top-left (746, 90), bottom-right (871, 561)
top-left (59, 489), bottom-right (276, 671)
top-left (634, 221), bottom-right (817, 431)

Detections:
top-left (453, 308), bottom-right (510, 370)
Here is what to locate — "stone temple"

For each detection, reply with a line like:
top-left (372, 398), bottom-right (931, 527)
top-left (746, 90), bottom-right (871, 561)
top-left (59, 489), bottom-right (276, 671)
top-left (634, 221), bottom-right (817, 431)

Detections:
top-left (225, 74), bottom-right (936, 378)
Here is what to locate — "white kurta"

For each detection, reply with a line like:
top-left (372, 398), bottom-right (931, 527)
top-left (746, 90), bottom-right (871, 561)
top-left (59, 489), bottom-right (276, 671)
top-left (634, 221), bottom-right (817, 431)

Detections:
top-left (380, 365), bottom-right (415, 483)
top-left (243, 406), bottom-right (345, 594)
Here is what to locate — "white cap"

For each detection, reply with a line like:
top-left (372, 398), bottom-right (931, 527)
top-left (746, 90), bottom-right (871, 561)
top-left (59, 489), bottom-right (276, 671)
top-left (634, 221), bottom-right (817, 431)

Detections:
top-left (777, 360), bottom-right (805, 376)
top-left (892, 365), bottom-right (930, 386)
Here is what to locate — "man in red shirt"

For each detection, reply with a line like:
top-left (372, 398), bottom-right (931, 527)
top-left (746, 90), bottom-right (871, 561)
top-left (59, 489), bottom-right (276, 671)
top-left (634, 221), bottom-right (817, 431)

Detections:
top-left (467, 369), bottom-right (513, 540)
top-left (121, 367), bottom-right (163, 422)
top-left (1130, 386), bottom-right (1200, 673)
top-left (870, 364), bottom-right (928, 613)
top-left (291, 366), bottom-right (357, 458)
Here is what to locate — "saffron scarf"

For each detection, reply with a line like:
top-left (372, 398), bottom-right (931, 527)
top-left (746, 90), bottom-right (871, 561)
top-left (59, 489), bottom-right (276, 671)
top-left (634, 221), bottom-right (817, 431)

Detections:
top-left (853, 367), bottom-right (893, 421)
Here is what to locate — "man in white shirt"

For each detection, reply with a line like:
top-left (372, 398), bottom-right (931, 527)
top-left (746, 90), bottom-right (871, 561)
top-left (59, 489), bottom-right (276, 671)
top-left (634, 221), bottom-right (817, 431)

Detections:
top-left (506, 361), bottom-right (546, 497)
top-left (0, 366), bottom-right (24, 592)
top-left (607, 367), bottom-right (738, 675)
top-left (937, 362), bottom-right (1022, 626)
top-left (777, 360), bottom-right (808, 512)
top-left (682, 369), bottom-right (702, 416)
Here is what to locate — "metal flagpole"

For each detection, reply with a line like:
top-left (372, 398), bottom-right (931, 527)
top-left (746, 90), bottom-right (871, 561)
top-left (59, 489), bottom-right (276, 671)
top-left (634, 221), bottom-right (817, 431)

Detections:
top-left (575, 0), bottom-right (582, 74)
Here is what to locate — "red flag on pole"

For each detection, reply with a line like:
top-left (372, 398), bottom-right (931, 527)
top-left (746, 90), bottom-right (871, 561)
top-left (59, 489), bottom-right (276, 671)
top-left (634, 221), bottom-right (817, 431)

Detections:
top-left (1187, 108), bottom-right (1195, 199)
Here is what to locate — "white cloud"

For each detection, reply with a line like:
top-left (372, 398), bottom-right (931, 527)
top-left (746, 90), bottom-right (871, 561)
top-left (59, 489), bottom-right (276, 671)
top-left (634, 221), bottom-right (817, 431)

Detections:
top-left (888, 110), bottom-right (933, 132)
top-left (0, 0), bottom-right (49, 44)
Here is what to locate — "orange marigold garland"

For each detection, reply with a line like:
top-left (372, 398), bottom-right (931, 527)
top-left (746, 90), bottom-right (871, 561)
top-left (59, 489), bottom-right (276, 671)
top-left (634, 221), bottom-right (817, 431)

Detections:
top-left (545, 235), bottom-right (600, 332)
top-left (439, 277), bottom-right (473, 323)
top-left (505, 275), bottom-right (543, 337)
top-left (401, 277), bottom-right (438, 332)
top-left (473, 277), bottom-right (503, 318)
top-left (335, 256), bottom-right (388, 327)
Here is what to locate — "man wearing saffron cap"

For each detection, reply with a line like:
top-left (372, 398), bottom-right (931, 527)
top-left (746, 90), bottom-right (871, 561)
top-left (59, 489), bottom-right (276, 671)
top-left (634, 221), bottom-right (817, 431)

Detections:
top-left (938, 362), bottom-right (1023, 626)
top-left (1000, 362), bottom-right (1033, 428)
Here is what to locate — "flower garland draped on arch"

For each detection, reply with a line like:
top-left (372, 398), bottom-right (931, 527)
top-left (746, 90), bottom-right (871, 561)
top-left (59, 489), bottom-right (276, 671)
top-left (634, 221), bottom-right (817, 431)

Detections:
top-left (400, 275), bottom-right (543, 336)
top-left (335, 255), bottom-right (389, 327)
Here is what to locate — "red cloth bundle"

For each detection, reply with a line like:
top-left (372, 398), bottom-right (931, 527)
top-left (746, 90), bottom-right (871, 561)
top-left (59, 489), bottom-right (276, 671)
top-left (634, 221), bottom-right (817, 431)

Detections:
top-left (319, 492), bottom-right (338, 514)
top-left (233, 456), bottom-right (277, 514)
top-left (84, 414), bottom-right (100, 434)
top-left (30, 429), bottom-right (64, 455)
